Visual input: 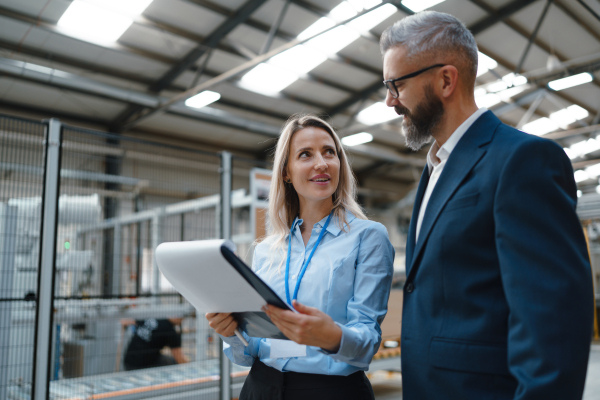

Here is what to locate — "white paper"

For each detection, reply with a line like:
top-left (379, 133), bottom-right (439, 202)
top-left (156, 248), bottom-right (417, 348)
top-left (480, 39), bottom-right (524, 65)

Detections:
top-left (270, 339), bottom-right (307, 358)
top-left (155, 239), bottom-right (267, 312)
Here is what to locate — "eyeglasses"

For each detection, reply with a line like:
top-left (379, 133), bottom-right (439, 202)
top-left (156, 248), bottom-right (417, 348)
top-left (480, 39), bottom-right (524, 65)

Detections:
top-left (383, 64), bottom-right (446, 99)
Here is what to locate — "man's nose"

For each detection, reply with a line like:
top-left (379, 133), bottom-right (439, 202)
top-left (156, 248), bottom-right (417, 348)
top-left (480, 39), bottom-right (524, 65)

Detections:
top-left (385, 90), bottom-right (398, 107)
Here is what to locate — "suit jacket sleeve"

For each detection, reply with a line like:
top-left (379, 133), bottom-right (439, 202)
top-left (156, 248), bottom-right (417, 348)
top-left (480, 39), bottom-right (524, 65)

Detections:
top-left (494, 138), bottom-right (593, 399)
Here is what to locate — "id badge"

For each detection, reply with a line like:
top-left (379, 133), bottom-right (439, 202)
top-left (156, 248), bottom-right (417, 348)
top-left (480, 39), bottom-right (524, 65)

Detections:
top-left (270, 339), bottom-right (307, 358)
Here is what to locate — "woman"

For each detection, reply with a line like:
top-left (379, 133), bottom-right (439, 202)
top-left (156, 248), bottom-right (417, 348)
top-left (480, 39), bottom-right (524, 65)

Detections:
top-left (206, 114), bottom-right (394, 400)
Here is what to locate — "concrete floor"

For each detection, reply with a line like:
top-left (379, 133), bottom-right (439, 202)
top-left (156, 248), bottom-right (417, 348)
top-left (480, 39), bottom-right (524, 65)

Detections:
top-left (372, 344), bottom-right (600, 400)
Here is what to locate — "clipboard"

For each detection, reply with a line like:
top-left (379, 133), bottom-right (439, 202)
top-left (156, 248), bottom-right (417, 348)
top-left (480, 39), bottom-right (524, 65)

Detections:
top-left (155, 239), bottom-right (291, 340)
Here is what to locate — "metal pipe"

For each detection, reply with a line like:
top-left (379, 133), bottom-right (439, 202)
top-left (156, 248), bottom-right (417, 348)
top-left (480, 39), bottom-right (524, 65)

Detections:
top-left (515, 0), bottom-right (553, 74)
top-left (219, 151), bottom-right (232, 400)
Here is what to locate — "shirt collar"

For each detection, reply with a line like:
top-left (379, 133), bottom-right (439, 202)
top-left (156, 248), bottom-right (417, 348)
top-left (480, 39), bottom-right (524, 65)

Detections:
top-left (296, 210), bottom-right (356, 237)
top-left (427, 107), bottom-right (487, 173)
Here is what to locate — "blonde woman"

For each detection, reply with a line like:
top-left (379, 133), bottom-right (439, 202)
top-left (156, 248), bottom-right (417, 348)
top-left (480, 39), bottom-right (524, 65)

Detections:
top-left (206, 114), bottom-right (394, 400)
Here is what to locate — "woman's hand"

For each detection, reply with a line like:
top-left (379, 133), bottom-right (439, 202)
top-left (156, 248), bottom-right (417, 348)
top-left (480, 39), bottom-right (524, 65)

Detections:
top-left (205, 312), bottom-right (238, 337)
top-left (263, 300), bottom-right (342, 352)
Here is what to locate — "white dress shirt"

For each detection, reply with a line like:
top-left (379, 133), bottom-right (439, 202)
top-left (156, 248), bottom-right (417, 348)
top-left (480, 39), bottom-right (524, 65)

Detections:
top-left (415, 108), bottom-right (488, 242)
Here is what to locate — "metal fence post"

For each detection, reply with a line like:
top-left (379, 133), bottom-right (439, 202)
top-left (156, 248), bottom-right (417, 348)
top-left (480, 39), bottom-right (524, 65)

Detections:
top-left (33, 118), bottom-right (62, 400)
top-left (220, 151), bottom-right (232, 400)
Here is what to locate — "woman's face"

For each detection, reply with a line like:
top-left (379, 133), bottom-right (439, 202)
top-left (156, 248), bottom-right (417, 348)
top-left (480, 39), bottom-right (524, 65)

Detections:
top-left (284, 126), bottom-right (340, 206)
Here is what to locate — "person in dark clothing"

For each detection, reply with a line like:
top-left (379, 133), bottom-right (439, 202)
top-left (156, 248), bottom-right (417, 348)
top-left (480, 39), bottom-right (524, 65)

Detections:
top-left (123, 318), bottom-right (188, 371)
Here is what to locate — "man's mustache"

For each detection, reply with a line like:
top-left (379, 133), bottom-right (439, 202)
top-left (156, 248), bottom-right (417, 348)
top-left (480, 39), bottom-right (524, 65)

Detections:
top-left (394, 106), bottom-right (410, 118)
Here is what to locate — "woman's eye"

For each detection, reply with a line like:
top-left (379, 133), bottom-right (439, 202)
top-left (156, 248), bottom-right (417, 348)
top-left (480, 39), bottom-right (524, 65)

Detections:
top-left (299, 152), bottom-right (309, 158)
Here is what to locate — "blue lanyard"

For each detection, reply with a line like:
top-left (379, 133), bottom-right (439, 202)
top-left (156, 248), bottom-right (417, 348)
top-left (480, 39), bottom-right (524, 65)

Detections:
top-left (285, 211), bottom-right (333, 305)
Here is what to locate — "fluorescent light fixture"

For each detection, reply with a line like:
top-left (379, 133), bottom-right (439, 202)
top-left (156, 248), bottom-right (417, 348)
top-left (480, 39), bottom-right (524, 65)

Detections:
top-left (487, 81), bottom-right (508, 93)
top-left (578, 190), bottom-right (582, 198)
top-left (348, 3), bottom-right (397, 32)
top-left (474, 87), bottom-right (487, 97)
top-left (401, 0), bottom-right (446, 12)
top-left (357, 102), bottom-right (399, 125)
top-left (305, 25), bottom-right (360, 55)
top-left (574, 170), bottom-right (589, 183)
top-left (586, 163), bottom-right (600, 178)
top-left (239, 63), bottom-right (298, 96)
top-left (298, 17), bottom-right (335, 40)
top-left (475, 93), bottom-right (501, 108)
top-left (496, 84), bottom-right (530, 101)
top-left (550, 105), bottom-right (589, 129)
top-left (57, 0), bottom-right (152, 44)
top-left (568, 138), bottom-right (600, 159)
top-left (185, 90), bottom-right (221, 109)
top-left (342, 132), bottom-right (373, 146)
top-left (269, 45), bottom-right (328, 75)
top-left (521, 117), bottom-right (559, 136)
top-left (548, 72), bottom-right (593, 91)
top-left (502, 73), bottom-right (528, 87)
top-left (477, 52), bottom-right (498, 77)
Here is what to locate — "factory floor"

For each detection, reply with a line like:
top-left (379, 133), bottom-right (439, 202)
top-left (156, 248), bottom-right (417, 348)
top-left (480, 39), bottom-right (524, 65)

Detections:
top-left (371, 344), bottom-right (600, 400)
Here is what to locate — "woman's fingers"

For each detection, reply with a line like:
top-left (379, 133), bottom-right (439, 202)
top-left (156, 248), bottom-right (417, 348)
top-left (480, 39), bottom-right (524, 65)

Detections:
top-left (206, 312), bottom-right (236, 336)
top-left (220, 317), bottom-right (239, 337)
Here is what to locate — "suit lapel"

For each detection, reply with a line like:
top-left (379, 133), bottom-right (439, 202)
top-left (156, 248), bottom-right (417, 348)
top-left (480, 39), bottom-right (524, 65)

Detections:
top-left (405, 166), bottom-right (430, 276)
top-left (407, 111), bottom-right (501, 280)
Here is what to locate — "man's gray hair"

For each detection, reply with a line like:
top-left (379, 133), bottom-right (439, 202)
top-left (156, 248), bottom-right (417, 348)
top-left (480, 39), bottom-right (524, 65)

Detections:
top-left (380, 11), bottom-right (479, 87)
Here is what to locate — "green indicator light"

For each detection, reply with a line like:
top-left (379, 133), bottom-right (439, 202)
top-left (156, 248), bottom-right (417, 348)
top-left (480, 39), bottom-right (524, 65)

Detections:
top-left (64, 241), bottom-right (70, 250)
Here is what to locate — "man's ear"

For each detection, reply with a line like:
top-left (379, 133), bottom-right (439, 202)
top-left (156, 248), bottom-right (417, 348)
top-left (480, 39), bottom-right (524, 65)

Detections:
top-left (439, 65), bottom-right (459, 99)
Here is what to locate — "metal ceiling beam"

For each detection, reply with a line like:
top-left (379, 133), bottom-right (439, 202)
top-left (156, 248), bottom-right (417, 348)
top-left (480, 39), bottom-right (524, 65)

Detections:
top-left (0, 55), bottom-right (423, 166)
top-left (515, 0), bottom-right (553, 74)
top-left (112, 0), bottom-right (268, 129)
top-left (150, 0), bottom-right (268, 93)
top-left (554, 0), bottom-right (600, 43)
top-left (468, 0), bottom-right (539, 35)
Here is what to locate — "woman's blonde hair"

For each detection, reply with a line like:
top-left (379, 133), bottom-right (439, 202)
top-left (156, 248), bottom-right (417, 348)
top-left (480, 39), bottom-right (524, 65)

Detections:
top-left (263, 113), bottom-right (366, 267)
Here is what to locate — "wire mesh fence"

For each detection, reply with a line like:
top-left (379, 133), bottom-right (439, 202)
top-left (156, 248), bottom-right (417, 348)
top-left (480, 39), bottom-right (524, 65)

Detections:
top-left (1, 115), bottom-right (258, 399)
top-left (0, 115), bottom-right (47, 400)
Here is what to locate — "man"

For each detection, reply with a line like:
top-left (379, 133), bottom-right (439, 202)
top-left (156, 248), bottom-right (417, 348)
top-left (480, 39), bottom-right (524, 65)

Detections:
top-left (123, 318), bottom-right (188, 370)
top-left (380, 11), bottom-right (594, 400)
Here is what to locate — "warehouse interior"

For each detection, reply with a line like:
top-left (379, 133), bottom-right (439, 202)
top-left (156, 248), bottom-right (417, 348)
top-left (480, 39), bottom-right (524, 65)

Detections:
top-left (0, 0), bottom-right (599, 399)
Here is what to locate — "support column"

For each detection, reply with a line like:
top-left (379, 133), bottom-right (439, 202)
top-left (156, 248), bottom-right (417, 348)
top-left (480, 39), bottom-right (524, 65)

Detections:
top-left (220, 151), bottom-right (232, 400)
top-left (33, 118), bottom-right (62, 400)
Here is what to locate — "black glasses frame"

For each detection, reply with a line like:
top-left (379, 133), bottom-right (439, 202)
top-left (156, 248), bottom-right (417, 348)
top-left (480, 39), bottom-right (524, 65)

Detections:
top-left (383, 64), bottom-right (446, 98)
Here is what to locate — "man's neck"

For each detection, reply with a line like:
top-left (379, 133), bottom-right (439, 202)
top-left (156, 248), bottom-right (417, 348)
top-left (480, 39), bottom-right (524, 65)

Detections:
top-left (432, 100), bottom-right (479, 148)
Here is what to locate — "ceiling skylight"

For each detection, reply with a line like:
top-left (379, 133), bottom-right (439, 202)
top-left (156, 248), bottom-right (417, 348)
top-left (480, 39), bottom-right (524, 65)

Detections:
top-left (586, 163), bottom-right (600, 178)
top-left (401, 0), bottom-right (446, 12)
top-left (185, 90), bottom-right (221, 109)
top-left (239, 63), bottom-right (298, 96)
top-left (357, 102), bottom-right (399, 125)
top-left (548, 73), bottom-right (593, 91)
top-left (521, 117), bottom-right (559, 136)
top-left (57, 0), bottom-right (152, 45)
top-left (241, 1), bottom-right (395, 97)
top-left (477, 52), bottom-right (498, 77)
top-left (342, 132), bottom-right (374, 146)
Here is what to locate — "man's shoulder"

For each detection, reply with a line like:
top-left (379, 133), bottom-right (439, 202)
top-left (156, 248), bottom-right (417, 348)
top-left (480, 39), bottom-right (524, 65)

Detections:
top-left (490, 119), bottom-right (565, 158)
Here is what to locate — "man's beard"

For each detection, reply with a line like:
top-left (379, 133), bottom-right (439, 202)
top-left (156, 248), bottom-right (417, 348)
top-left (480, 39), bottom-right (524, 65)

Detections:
top-left (395, 84), bottom-right (444, 151)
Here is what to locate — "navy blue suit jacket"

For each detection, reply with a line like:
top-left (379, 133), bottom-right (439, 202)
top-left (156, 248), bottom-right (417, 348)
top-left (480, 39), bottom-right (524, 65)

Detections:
top-left (401, 111), bottom-right (594, 400)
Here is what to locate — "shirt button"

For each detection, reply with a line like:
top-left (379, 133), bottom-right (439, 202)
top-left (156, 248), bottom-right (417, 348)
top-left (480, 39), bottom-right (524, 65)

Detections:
top-left (405, 283), bottom-right (414, 293)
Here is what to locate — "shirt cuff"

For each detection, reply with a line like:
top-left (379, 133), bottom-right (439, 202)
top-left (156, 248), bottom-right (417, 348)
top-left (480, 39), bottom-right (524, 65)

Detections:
top-left (318, 322), bottom-right (371, 368)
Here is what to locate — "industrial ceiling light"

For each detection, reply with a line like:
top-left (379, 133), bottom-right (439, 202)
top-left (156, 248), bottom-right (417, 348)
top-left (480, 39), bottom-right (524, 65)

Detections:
top-left (521, 117), bottom-right (559, 136)
top-left (567, 138), bottom-right (600, 160)
top-left (269, 46), bottom-right (328, 75)
top-left (574, 169), bottom-right (590, 183)
top-left (185, 90), bottom-right (221, 109)
top-left (57, 0), bottom-right (153, 44)
top-left (357, 102), bottom-right (399, 125)
top-left (475, 93), bottom-right (501, 109)
top-left (548, 72), bottom-right (593, 91)
top-left (341, 132), bottom-right (373, 146)
top-left (477, 52), bottom-right (498, 77)
top-left (239, 63), bottom-right (299, 96)
top-left (550, 105), bottom-right (589, 129)
top-left (401, 0), bottom-right (446, 12)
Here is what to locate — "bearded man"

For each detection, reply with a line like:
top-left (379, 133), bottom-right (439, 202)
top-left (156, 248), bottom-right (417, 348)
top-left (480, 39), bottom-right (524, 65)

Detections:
top-left (380, 11), bottom-right (594, 400)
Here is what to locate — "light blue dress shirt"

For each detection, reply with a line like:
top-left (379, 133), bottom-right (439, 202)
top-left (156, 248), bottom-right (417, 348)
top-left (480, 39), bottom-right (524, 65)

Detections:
top-left (222, 210), bottom-right (395, 376)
